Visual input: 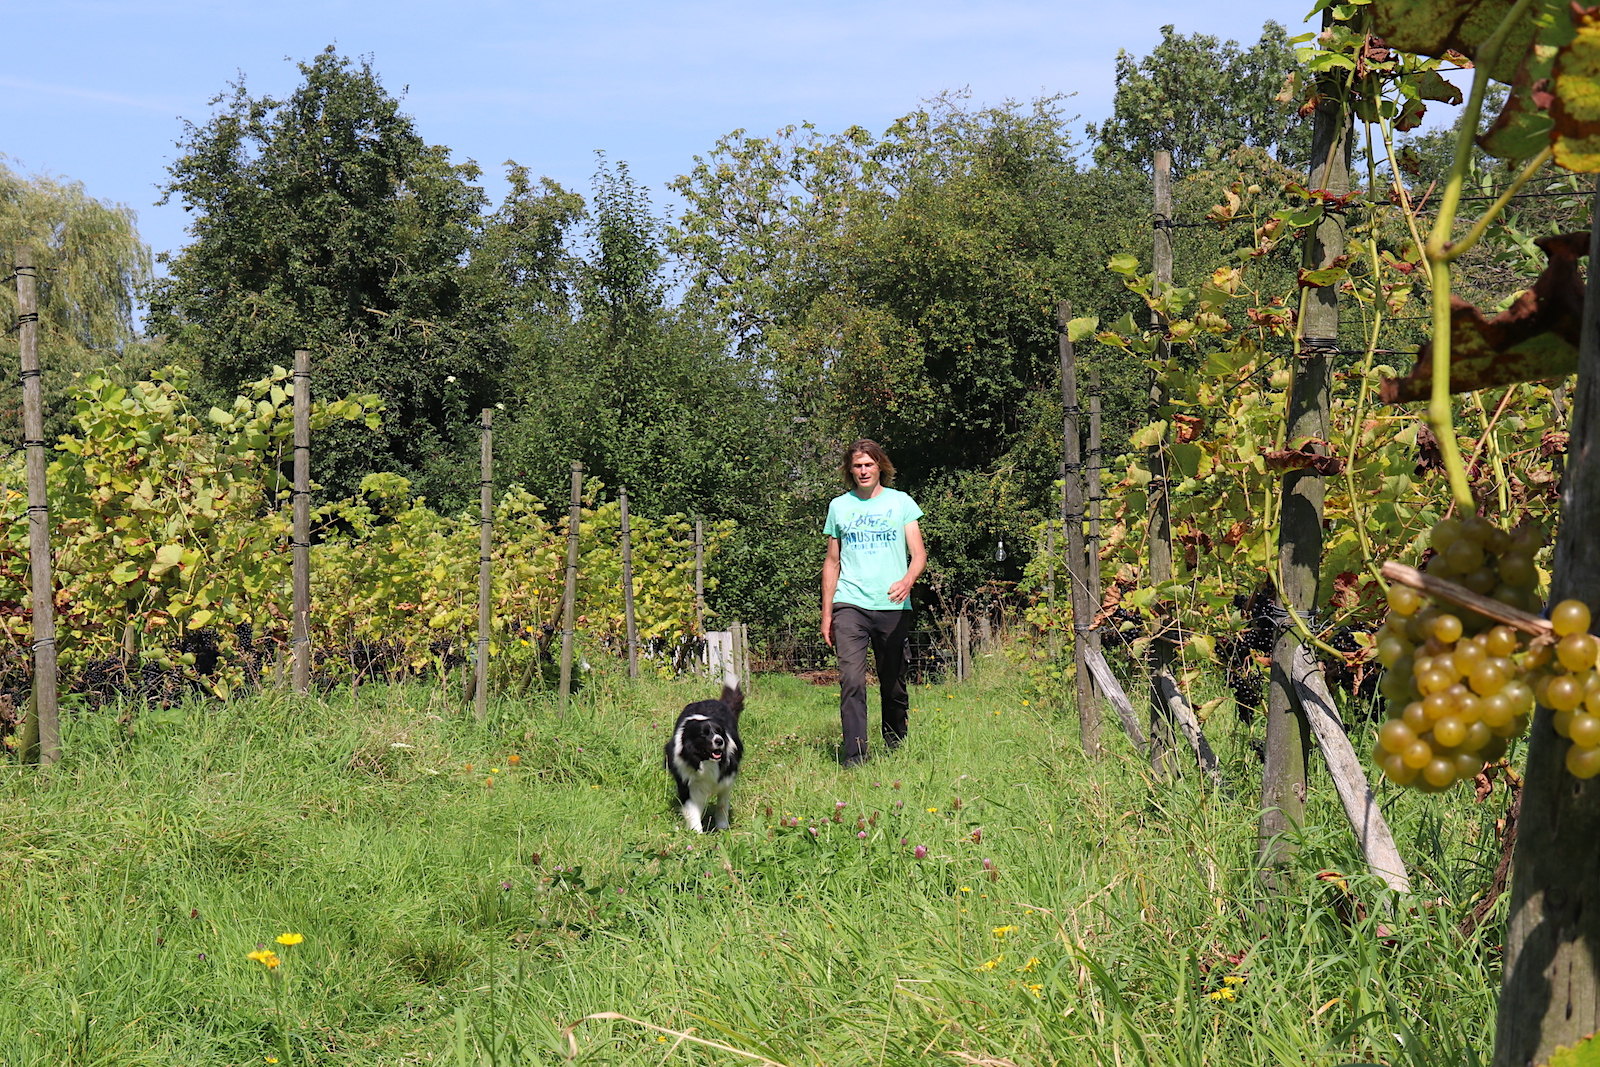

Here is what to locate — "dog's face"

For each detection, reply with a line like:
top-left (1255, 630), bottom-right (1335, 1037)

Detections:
top-left (676, 715), bottom-right (729, 767)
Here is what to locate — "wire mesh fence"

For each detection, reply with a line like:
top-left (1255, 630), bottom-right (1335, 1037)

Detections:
top-left (748, 623), bottom-right (961, 686)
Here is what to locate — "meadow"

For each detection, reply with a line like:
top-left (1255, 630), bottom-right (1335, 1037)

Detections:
top-left (0, 651), bottom-right (1505, 1066)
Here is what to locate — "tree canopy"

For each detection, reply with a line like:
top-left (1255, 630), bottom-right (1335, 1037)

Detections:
top-left (148, 47), bottom-right (500, 498)
top-left (1088, 23), bottom-right (1309, 177)
top-left (0, 160), bottom-right (153, 446)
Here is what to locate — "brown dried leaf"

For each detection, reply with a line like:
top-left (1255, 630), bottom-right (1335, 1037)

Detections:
top-left (1263, 446), bottom-right (1345, 476)
top-left (1380, 231), bottom-right (1587, 404)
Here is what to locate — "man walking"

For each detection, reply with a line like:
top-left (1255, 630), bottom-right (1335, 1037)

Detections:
top-left (821, 439), bottom-right (926, 767)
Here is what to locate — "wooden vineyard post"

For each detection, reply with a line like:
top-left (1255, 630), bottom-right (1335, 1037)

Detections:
top-left (1260, 23), bottom-right (1346, 878)
top-left (15, 258), bottom-right (59, 767)
top-left (1146, 148), bottom-right (1178, 776)
top-left (1087, 367), bottom-right (1105, 624)
top-left (291, 348), bottom-right (312, 695)
top-left (1043, 523), bottom-right (1056, 606)
top-left (618, 486), bottom-right (639, 680)
top-left (694, 518), bottom-right (706, 640)
top-left (1059, 301), bottom-right (1103, 756)
top-left (1494, 183), bottom-right (1600, 1067)
top-left (558, 461), bottom-right (583, 714)
top-left (473, 408), bottom-right (493, 721)
top-left (740, 621), bottom-right (752, 688)
top-left (955, 615), bottom-right (968, 682)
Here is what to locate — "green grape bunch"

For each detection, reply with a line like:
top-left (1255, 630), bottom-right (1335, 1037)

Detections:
top-left (1371, 516), bottom-right (1548, 791)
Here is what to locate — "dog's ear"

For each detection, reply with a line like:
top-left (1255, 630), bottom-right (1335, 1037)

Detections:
top-left (720, 668), bottom-right (743, 717)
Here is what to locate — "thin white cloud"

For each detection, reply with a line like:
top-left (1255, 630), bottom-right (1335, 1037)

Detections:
top-left (0, 76), bottom-right (182, 115)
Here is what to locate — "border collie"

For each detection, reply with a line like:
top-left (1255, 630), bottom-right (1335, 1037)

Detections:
top-left (665, 670), bottom-right (743, 832)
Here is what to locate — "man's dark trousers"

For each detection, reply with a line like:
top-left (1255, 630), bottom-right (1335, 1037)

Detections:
top-left (833, 604), bottom-right (912, 764)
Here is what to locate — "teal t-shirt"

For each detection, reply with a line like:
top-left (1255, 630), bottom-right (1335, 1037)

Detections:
top-left (824, 487), bottom-right (923, 612)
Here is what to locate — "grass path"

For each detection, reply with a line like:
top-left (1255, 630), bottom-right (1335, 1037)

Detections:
top-left (0, 657), bottom-right (1503, 1065)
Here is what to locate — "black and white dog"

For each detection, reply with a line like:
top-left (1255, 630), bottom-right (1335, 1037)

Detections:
top-left (665, 669), bottom-right (743, 832)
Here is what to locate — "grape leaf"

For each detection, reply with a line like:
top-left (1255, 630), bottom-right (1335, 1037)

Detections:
top-left (1542, 1030), bottom-right (1600, 1067)
top-left (1552, 6), bottom-right (1600, 170)
top-left (1380, 231), bottom-right (1586, 404)
top-left (1263, 446), bottom-right (1345, 476)
top-left (1370, 0), bottom-right (1575, 160)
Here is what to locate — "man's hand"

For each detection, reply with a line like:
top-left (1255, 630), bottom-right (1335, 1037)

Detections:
top-left (887, 577), bottom-right (914, 603)
top-left (821, 611), bottom-right (834, 648)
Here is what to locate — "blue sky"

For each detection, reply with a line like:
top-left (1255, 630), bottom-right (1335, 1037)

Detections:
top-left (9, 1), bottom-right (1337, 267)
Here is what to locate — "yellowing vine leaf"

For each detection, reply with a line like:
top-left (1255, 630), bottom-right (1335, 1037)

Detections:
top-left (1552, 6), bottom-right (1600, 170)
top-left (1541, 1030), bottom-right (1600, 1067)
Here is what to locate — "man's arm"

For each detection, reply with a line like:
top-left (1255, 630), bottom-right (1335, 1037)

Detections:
top-left (887, 520), bottom-right (926, 603)
top-left (821, 536), bottom-right (842, 647)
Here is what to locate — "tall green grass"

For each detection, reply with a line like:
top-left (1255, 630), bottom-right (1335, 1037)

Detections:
top-left (0, 654), bottom-right (1505, 1065)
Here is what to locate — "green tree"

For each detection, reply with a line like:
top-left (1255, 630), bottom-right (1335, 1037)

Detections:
top-left (491, 159), bottom-right (793, 625)
top-left (1088, 23), bottom-right (1309, 177)
top-left (670, 95), bottom-right (1157, 608)
top-left (0, 160), bottom-right (154, 446)
top-left (148, 47), bottom-right (499, 499)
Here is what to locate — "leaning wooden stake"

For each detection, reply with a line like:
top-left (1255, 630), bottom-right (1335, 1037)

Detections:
top-left (1080, 646), bottom-right (1151, 753)
top-left (291, 348), bottom-right (312, 694)
top-left (558, 461), bottom-right (583, 714)
top-left (1289, 645), bottom-right (1410, 893)
top-left (473, 408), bottom-right (493, 720)
top-left (16, 260), bottom-right (59, 767)
top-left (1151, 672), bottom-right (1222, 789)
top-left (619, 486), bottom-right (639, 679)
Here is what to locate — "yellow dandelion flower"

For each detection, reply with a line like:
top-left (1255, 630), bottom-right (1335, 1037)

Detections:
top-left (246, 949), bottom-right (281, 969)
top-left (1018, 957), bottom-right (1041, 973)
top-left (958, 886), bottom-right (972, 894)
top-left (507, 754), bottom-right (521, 765)
top-left (1206, 987), bottom-right (1237, 1002)
top-left (992, 925), bottom-right (1019, 938)
top-left (275, 933), bottom-right (303, 946)
top-left (926, 807), bottom-right (940, 813)
top-left (976, 954), bottom-right (1004, 972)
top-left (1223, 974), bottom-right (1246, 986)
top-left (491, 768), bottom-right (501, 774)
top-left (1021, 700), bottom-right (1030, 706)
top-left (1024, 983), bottom-right (1043, 997)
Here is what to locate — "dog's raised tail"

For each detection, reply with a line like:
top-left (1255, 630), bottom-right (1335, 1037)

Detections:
top-left (721, 668), bottom-right (743, 717)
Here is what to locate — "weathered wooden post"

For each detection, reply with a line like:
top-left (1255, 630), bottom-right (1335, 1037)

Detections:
top-left (1146, 148), bottom-right (1179, 775)
top-left (618, 485), bottom-right (639, 680)
top-left (291, 348), bottom-right (312, 694)
top-left (1088, 367), bottom-right (1105, 620)
top-left (1059, 301), bottom-right (1103, 756)
top-left (1493, 183), bottom-right (1600, 1067)
top-left (473, 408), bottom-right (493, 720)
top-left (558, 461), bottom-right (583, 714)
top-left (693, 518), bottom-right (706, 640)
top-left (1260, 21), bottom-right (1347, 877)
top-left (15, 259), bottom-right (59, 766)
